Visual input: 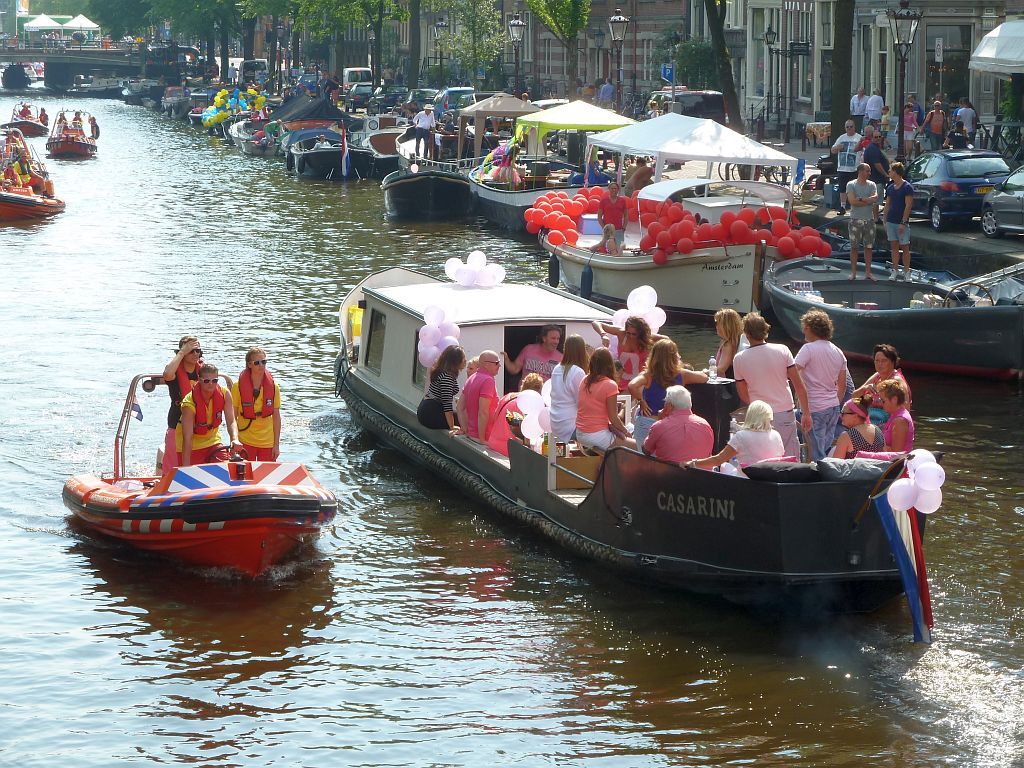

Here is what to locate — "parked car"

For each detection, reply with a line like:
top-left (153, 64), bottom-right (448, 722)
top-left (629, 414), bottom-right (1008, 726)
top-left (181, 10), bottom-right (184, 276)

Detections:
top-left (905, 150), bottom-right (1011, 231)
top-left (649, 89), bottom-right (727, 124)
top-left (345, 83), bottom-right (374, 112)
top-left (342, 67), bottom-right (372, 93)
top-left (432, 87), bottom-right (475, 119)
top-left (296, 73), bottom-right (319, 93)
top-left (450, 91), bottom-right (497, 121)
top-left (981, 164), bottom-right (1024, 238)
top-left (367, 85), bottom-right (409, 114)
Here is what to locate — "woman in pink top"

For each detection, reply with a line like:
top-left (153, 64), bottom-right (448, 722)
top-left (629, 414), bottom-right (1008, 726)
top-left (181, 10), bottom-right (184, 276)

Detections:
top-left (902, 103), bottom-right (920, 159)
top-left (575, 348), bottom-right (636, 452)
top-left (878, 378), bottom-right (914, 452)
top-left (851, 343), bottom-right (912, 425)
top-left (592, 316), bottom-right (665, 393)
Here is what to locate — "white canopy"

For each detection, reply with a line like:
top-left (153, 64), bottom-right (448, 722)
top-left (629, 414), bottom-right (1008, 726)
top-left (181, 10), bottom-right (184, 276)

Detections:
top-left (586, 112), bottom-right (800, 184)
top-left (969, 20), bottom-right (1024, 78)
top-left (23, 14), bottom-right (64, 31)
top-left (638, 178), bottom-right (793, 208)
top-left (63, 14), bottom-right (101, 31)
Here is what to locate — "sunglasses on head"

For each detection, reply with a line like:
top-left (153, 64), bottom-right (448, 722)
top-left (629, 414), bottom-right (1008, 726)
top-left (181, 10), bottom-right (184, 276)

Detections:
top-left (200, 377), bottom-right (218, 384)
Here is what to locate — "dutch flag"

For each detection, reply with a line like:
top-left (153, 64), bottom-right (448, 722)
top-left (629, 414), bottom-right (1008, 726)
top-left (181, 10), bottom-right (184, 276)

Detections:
top-left (873, 491), bottom-right (934, 643)
top-left (341, 125), bottom-right (351, 178)
top-left (131, 396), bottom-right (143, 422)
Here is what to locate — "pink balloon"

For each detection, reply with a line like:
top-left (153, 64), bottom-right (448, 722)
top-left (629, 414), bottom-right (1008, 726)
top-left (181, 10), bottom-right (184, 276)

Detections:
top-left (438, 321), bottom-right (460, 339)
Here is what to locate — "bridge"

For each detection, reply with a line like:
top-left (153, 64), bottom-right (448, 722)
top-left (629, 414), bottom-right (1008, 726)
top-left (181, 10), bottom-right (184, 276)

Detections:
top-left (0, 45), bottom-right (144, 89)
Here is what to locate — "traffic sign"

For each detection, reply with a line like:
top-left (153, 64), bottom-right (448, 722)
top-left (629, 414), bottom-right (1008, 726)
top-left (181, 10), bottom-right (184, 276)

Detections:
top-left (661, 63), bottom-right (674, 83)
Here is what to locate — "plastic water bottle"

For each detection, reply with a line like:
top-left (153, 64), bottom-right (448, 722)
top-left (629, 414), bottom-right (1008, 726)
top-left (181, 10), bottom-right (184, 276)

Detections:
top-left (708, 356), bottom-right (717, 380)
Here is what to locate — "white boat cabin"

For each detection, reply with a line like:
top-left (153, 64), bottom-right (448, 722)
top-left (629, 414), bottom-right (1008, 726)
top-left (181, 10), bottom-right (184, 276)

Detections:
top-left (340, 269), bottom-right (612, 408)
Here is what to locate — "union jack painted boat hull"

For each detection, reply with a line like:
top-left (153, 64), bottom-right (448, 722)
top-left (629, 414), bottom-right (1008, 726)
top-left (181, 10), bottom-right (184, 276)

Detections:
top-left (62, 461), bottom-right (337, 576)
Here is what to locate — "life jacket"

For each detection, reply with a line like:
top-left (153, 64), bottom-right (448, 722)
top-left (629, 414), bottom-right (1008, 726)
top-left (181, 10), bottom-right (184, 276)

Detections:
top-left (174, 362), bottom-right (196, 405)
top-left (238, 368), bottom-right (275, 419)
top-left (190, 382), bottom-right (225, 435)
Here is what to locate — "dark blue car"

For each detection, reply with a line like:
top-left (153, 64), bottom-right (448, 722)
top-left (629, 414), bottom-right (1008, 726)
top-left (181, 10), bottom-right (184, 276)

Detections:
top-left (906, 150), bottom-right (1011, 231)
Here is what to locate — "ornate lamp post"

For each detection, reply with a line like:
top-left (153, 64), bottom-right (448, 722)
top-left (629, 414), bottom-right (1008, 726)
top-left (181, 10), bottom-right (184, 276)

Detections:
top-left (763, 26), bottom-right (778, 123)
top-left (508, 12), bottom-right (526, 96)
top-left (275, 23), bottom-right (284, 93)
top-left (887, 0), bottom-right (922, 164)
top-left (367, 25), bottom-right (376, 86)
top-left (608, 8), bottom-right (629, 113)
top-left (433, 18), bottom-right (448, 87)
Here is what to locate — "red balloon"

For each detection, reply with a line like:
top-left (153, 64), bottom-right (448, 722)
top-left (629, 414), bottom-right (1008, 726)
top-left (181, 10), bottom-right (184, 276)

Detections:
top-left (720, 210), bottom-right (737, 228)
top-left (800, 235), bottom-right (819, 256)
top-left (653, 249), bottom-right (668, 265)
top-left (756, 208), bottom-right (772, 224)
top-left (565, 229), bottom-right (580, 245)
top-left (526, 220), bottom-right (541, 234)
top-left (656, 230), bottom-right (673, 250)
top-left (799, 226), bottom-right (818, 239)
top-left (771, 219), bottom-right (791, 237)
top-left (677, 237), bottom-right (694, 254)
top-left (557, 214), bottom-right (574, 231)
top-left (639, 234), bottom-right (655, 252)
top-left (696, 222), bottom-right (714, 240)
top-left (679, 219), bottom-right (696, 238)
top-left (547, 229), bottom-right (566, 246)
top-left (816, 240), bottom-right (831, 258)
top-left (537, 202), bottom-right (553, 214)
top-left (648, 221), bottom-right (665, 238)
top-left (627, 207), bottom-right (640, 221)
top-left (791, 212), bottom-right (801, 226)
top-left (587, 198), bottom-right (601, 213)
top-left (589, 186), bottom-right (606, 197)
top-left (659, 215), bottom-right (672, 228)
top-left (729, 219), bottom-right (748, 242)
top-left (640, 213), bottom-right (657, 228)
top-left (524, 208), bottom-right (537, 224)
top-left (543, 212), bottom-right (560, 229)
top-left (668, 205), bottom-right (685, 223)
top-left (711, 223), bottom-right (727, 242)
top-left (777, 236), bottom-right (796, 257)
top-left (738, 207), bottom-right (757, 226)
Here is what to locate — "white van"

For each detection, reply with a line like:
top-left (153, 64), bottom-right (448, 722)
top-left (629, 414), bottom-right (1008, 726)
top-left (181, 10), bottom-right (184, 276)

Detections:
top-left (240, 59), bottom-right (269, 85)
top-left (342, 67), bottom-right (372, 93)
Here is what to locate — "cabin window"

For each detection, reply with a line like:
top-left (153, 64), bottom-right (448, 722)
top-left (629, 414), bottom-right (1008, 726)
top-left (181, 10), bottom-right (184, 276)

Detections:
top-left (364, 309), bottom-right (387, 374)
top-left (412, 329), bottom-right (427, 387)
top-left (502, 324), bottom-right (565, 392)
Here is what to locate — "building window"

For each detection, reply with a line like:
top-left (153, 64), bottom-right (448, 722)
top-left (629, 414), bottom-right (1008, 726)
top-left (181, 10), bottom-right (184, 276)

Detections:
top-left (926, 25), bottom-right (972, 103)
top-left (364, 309), bottom-right (386, 375)
top-left (798, 10), bottom-right (812, 100)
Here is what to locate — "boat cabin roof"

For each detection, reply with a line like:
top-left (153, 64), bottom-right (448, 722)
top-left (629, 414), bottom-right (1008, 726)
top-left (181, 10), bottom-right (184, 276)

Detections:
top-left (365, 281), bottom-right (612, 325)
top-left (638, 178), bottom-right (793, 206)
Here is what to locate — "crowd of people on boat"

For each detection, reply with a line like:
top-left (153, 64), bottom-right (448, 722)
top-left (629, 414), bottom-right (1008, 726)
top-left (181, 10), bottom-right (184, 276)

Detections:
top-left (161, 336), bottom-right (281, 471)
top-left (414, 307), bottom-right (916, 475)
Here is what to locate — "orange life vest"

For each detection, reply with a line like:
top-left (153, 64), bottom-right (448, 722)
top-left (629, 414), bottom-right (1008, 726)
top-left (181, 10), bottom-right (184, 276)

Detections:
top-left (238, 368), bottom-right (275, 419)
top-left (191, 383), bottom-right (224, 435)
top-left (174, 362), bottom-right (196, 404)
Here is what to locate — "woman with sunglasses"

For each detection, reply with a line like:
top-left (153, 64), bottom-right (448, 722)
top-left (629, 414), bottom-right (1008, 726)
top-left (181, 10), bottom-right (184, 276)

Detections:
top-left (231, 346), bottom-right (281, 461)
top-left (592, 316), bottom-right (665, 393)
top-left (176, 363), bottom-right (242, 466)
top-left (829, 394), bottom-right (883, 459)
top-left (161, 335), bottom-right (203, 473)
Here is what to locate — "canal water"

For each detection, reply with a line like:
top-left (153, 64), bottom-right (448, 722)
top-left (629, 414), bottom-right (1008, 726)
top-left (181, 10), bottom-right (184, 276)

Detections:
top-left (1, 94), bottom-right (1022, 767)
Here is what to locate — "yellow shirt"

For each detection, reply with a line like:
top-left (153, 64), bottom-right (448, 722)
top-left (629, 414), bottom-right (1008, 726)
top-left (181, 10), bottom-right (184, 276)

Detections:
top-left (174, 386), bottom-right (229, 451)
top-left (231, 380), bottom-right (281, 448)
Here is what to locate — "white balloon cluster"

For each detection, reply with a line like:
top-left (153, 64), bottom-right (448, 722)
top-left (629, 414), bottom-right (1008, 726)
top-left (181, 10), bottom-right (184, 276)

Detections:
top-left (444, 250), bottom-right (507, 288)
top-left (611, 285), bottom-right (667, 334)
top-left (886, 449), bottom-right (947, 514)
top-left (517, 380), bottom-right (553, 443)
top-left (417, 305), bottom-right (461, 368)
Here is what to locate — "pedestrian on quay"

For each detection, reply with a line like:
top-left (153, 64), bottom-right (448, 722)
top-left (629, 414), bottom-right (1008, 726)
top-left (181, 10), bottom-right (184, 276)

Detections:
top-left (831, 119), bottom-right (862, 215)
top-left (849, 86), bottom-right (869, 131)
top-left (902, 103), bottom-right (920, 159)
top-left (846, 162), bottom-right (878, 280)
top-left (922, 100), bottom-right (948, 151)
top-left (957, 97), bottom-right (979, 145)
top-left (865, 88), bottom-right (884, 127)
top-left (598, 78), bottom-right (615, 108)
top-left (883, 162), bottom-right (914, 281)
top-left (862, 126), bottom-right (889, 219)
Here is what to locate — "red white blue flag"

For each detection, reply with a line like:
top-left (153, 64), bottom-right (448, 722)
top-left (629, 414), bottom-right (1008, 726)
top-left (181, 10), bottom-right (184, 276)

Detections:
top-left (873, 491), bottom-right (934, 643)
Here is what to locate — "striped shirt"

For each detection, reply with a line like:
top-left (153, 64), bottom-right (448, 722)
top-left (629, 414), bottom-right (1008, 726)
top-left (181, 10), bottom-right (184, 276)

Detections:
top-left (426, 371), bottom-right (459, 413)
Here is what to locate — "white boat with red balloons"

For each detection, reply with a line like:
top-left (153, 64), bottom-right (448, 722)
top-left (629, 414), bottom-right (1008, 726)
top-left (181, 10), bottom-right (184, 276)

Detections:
top-left (537, 178), bottom-right (834, 316)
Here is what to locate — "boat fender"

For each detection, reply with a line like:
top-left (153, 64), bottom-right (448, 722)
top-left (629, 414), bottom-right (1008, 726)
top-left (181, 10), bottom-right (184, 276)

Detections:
top-left (580, 261), bottom-right (594, 300)
top-left (547, 251), bottom-right (560, 288)
top-left (367, 117), bottom-right (379, 131)
top-left (286, 151), bottom-right (295, 171)
top-left (296, 152), bottom-right (306, 175)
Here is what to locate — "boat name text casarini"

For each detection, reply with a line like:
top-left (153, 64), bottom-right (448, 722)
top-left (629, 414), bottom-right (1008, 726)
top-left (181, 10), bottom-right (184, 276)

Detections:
top-left (656, 491), bottom-right (735, 521)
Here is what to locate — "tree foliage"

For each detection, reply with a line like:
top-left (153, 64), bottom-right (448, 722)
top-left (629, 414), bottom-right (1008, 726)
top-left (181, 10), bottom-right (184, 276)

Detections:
top-left (86, 0), bottom-right (151, 38)
top-left (653, 36), bottom-right (718, 91)
top-left (435, 0), bottom-right (505, 85)
top-left (525, 0), bottom-right (590, 92)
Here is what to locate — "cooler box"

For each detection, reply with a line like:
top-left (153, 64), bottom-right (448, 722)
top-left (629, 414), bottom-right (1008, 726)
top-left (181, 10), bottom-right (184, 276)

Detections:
top-left (580, 213), bottom-right (602, 235)
top-left (530, 160), bottom-right (550, 179)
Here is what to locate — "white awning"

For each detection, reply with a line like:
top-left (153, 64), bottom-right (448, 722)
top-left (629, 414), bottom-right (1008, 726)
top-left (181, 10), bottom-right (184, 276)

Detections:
top-left (63, 14), bottom-right (101, 31)
top-left (969, 20), bottom-right (1024, 77)
top-left (23, 14), bottom-right (64, 31)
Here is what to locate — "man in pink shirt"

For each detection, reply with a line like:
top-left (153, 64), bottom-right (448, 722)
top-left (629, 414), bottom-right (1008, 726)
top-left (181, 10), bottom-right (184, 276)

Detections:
top-left (642, 386), bottom-right (714, 463)
top-left (793, 309), bottom-right (848, 460)
top-left (458, 350), bottom-right (500, 442)
top-left (732, 313), bottom-right (811, 459)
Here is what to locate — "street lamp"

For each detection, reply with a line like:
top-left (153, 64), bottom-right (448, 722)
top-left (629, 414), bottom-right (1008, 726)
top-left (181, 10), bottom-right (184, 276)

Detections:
top-left (275, 23), bottom-right (284, 93)
top-left (433, 18), bottom-right (448, 87)
top-left (508, 12), bottom-right (526, 97)
top-left (887, 0), bottom-right (922, 164)
top-left (763, 26), bottom-right (778, 123)
top-left (608, 8), bottom-right (629, 112)
top-left (367, 25), bottom-right (376, 86)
